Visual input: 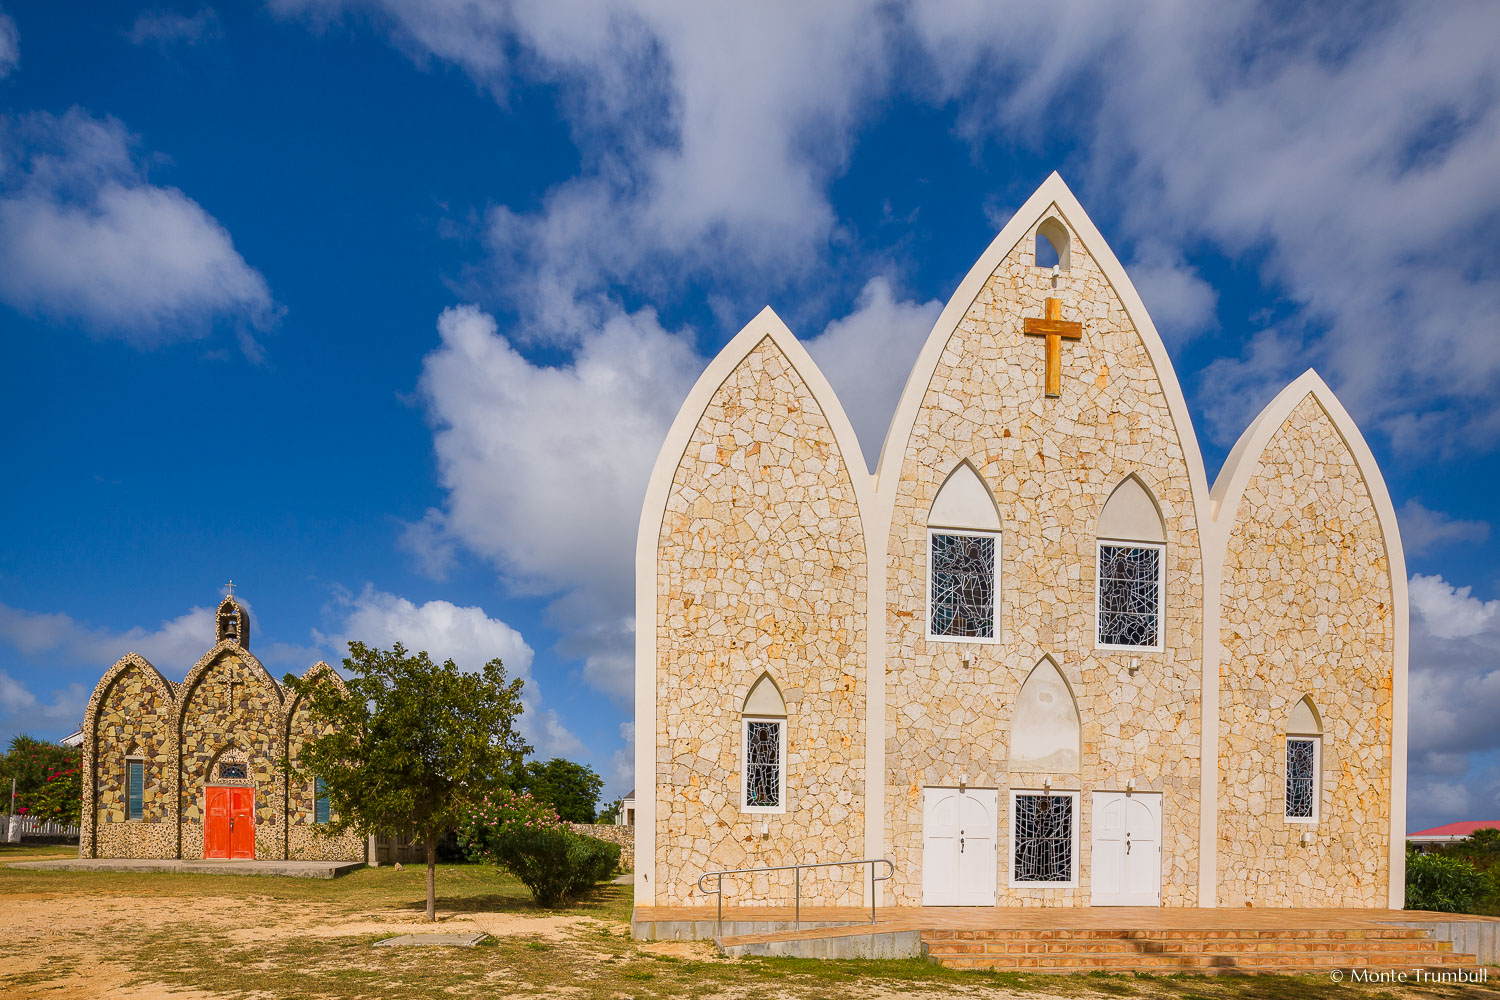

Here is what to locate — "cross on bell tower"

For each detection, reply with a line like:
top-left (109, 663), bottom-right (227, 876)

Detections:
top-left (1022, 296), bottom-right (1084, 398)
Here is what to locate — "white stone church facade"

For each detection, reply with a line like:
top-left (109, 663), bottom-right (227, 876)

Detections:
top-left (634, 174), bottom-right (1406, 910)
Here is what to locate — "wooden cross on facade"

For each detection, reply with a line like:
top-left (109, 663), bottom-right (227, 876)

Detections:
top-left (1023, 297), bottom-right (1083, 397)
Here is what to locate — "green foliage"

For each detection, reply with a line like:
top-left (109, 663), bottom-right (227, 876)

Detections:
top-left (491, 827), bottom-right (621, 907)
top-left (454, 789), bottom-right (562, 861)
top-left (507, 758), bottom-right (604, 823)
top-left (1405, 849), bottom-right (1493, 913)
top-left (595, 798), bottom-right (622, 825)
top-left (0, 735), bottom-right (82, 823)
top-left (456, 789), bottom-right (618, 906)
top-left (282, 641), bottom-right (530, 919)
top-left (1424, 826), bottom-right (1500, 915)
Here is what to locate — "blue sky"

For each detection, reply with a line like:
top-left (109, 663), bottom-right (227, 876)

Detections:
top-left (1, 1), bottom-right (1497, 831)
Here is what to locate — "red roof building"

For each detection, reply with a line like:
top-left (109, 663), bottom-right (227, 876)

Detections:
top-left (1407, 821), bottom-right (1500, 850)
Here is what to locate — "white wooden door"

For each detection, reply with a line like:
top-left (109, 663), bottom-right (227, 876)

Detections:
top-left (922, 787), bottom-right (998, 906)
top-left (1090, 792), bottom-right (1162, 905)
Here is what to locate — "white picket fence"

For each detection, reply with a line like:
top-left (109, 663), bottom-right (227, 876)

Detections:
top-left (3, 814), bottom-right (81, 842)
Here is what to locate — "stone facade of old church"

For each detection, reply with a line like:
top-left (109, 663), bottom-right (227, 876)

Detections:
top-left (80, 593), bottom-right (364, 862)
top-left (635, 174), bottom-right (1406, 910)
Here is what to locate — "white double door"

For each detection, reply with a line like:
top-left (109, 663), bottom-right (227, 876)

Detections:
top-left (921, 787), bottom-right (998, 906)
top-left (1090, 791), bottom-right (1162, 906)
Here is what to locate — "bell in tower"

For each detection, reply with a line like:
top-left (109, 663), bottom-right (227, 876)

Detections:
top-left (215, 585), bottom-right (250, 649)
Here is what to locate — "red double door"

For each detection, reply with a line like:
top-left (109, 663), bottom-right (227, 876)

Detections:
top-left (204, 786), bottom-right (255, 859)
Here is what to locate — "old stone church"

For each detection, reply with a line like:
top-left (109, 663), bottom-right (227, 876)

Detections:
top-left (634, 174), bottom-right (1406, 910)
top-left (80, 592), bottom-right (364, 862)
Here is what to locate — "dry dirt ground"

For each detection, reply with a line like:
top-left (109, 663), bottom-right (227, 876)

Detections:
top-left (0, 848), bottom-right (1494, 1000)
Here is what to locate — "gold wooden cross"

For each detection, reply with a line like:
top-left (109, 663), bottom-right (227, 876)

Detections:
top-left (1023, 297), bottom-right (1083, 397)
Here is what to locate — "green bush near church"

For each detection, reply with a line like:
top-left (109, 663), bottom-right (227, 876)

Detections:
top-left (491, 826), bottom-right (621, 907)
top-left (1405, 850), bottom-right (1494, 913)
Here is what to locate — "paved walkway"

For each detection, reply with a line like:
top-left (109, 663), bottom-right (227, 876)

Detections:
top-left (9, 857), bottom-right (365, 879)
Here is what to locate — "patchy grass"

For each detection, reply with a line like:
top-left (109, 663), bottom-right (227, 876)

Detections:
top-left (0, 861), bottom-right (1494, 999)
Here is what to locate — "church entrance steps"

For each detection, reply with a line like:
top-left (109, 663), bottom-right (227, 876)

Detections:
top-left (633, 905), bottom-right (1499, 972)
top-left (9, 858), bottom-right (365, 879)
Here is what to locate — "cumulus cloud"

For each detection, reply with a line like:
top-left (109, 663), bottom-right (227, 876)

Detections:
top-left (1398, 500), bottom-right (1490, 558)
top-left (320, 584), bottom-right (582, 756)
top-left (0, 109), bottom-right (276, 347)
top-left (1406, 573), bottom-right (1500, 825)
top-left (127, 8), bottom-right (222, 47)
top-left (0, 9), bottom-right (17, 79)
top-left (0, 670), bottom-right (89, 738)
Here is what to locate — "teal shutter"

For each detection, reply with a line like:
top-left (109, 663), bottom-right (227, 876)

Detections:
top-left (127, 761), bottom-right (144, 820)
top-left (314, 777), bottom-right (329, 824)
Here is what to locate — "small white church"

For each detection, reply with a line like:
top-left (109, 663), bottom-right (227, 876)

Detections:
top-left (633, 174), bottom-right (1406, 910)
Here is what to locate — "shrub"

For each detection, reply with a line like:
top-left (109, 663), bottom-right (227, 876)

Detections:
top-left (1406, 851), bottom-right (1492, 913)
top-left (456, 789), bottom-right (620, 906)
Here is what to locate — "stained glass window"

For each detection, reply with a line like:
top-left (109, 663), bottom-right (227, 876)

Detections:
top-left (930, 532), bottom-right (996, 638)
top-left (744, 720), bottom-right (782, 809)
top-left (314, 777), bottom-right (330, 824)
top-left (1013, 794), bottom-right (1073, 882)
top-left (1097, 544), bottom-right (1162, 647)
top-left (127, 760), bottom-right (144, 820)
top-left (219, 762), bottom-right (247, 781)
top-left (1286, 738), bottom-right (1317, 820)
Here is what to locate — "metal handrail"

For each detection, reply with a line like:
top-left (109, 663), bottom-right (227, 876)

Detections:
top-left (696, 858), bottom-right (894, 937)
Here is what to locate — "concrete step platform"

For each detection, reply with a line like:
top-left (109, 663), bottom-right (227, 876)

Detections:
top-left (9, 858), bottom-right (365, 879)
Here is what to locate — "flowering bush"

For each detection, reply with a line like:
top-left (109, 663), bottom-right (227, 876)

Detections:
top-left (0, 736), bottom-right (82, 823)
top-left (456, 789), bottom-right (619, 906)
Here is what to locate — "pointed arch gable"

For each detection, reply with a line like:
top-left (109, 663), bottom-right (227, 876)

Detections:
top-left (928, 459), bottom-right (1001, 531)
top-left (176, 640), bottom-right (283, 730)
top-left (1209, 368), bottom-right (1408, 908)
top-left (1009, 656), bottom-right (1081, 773)
top-left (742, 672), bottom-right (787, 716)
top-left (84, 652), bottom-right (176, 737)
top-left (874, 172), bottom-right (1211, 534)
top-left (634, 305), bottom-right (875, 903)
top-left (1099, 474), bottom-right (1166, 543)
top-left (1288, 695), bottom-right (1323, 736)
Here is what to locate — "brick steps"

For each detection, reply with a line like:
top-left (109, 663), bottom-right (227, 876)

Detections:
top-left (920, 927), bottom-right (1485, 974)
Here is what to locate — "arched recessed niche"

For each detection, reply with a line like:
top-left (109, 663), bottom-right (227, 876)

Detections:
top-left (1035, 217), bottom-right (1071, 272)
top-left (1288, 695), bottom-right (1322, 735)
top-left (742, 672), bottom-right (786, 717)
top-left (928, 461), bottom-right (1001, 531)
top-left (1099, 475), bottom-right (1165, 542)
top-left (1009, 658), bottom-right (1080, 772)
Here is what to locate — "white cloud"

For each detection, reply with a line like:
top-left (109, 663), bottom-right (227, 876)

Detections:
top-left (805, 276), bottom-right (941, 464)
top-left (0, 109), bottom-right (276, 347)
top-left (0, 10), bottom-right (18, 79)
top-left (910, 1), bottom-right (1500, 451)
top-left (1123, 243), bottom-right (1218, 342)
top-left (127, 8), bottom-right (222, 47)
top-left (0, 670), bottom-right (89, 738)
top-left (0, 600), bottom-right (215, 672)
top-left (1398, 500), bottom-right (1490, 558)
top-left (321, 584), bottom-right (581, 756)
top-left (1406, 575), bottom-right (1500, 790)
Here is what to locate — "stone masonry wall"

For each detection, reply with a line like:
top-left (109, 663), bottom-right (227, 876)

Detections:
top-left (656, 336), bottom-right (867, 906)
top-left (286, 692), bottom-right (365, 861)
top-left (179, 652), bottom-right (284, 860)
top-left (885, 211), bottom-right (1204, 906)
top-left (94, 666), bottom-right (177, 859)
top-left (570, 823), bottom-right (635, 872)
top-left (1218, 395), bottom-right (1394, 906)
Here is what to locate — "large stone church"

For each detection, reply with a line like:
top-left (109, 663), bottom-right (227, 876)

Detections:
top-left (80, 592), bottom-right (364, 862)
top-left (634, 174), bottom-right (1406, 910)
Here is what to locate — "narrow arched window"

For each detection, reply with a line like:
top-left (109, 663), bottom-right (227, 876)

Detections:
top-left (1035, 217), bottom-right (1071, 272)
top-left (314, 777), bottom-right (331, 824)
top-left (741, 673), bottom-right (787, 813)
top-left (1285, 697), bottom-right (1322, 823)
top-left (927, 462), bottom-right (1002, 642)
top-left (1095, 476), bottom-right (1166, 650)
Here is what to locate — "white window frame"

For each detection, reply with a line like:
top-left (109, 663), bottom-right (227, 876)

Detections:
top-left (1008, 789), bottom-right (1080, 888)
top-left (740, 716), bottom-right (787, 815)
top-left (1284, 736), bottom-right (1321, 824)
top-left (926, 527), bottom-right (1002, 645)
top-left (1094, 539), bottom-right (1166, 652)
top-left (125, 756), bottom-right (146, 821)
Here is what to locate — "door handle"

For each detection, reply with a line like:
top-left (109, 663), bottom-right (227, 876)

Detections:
top-left (960, 833), bottom-right (965, 853)
top-left (229, 818), bottom-right (235, 832)
top-left (1125, 835), bottom-right (1131, 855)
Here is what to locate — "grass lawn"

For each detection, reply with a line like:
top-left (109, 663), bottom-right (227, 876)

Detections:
top-left (0, 850), bottom-right (1493, 1000)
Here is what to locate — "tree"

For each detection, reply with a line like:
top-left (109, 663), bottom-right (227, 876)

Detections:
top-left (0, 736), bottom-right (82, 822)
top-left (284, 642), bottom-right (529, 921)
top-left (596, 798), bottom-right (622, 825)
top-left (509, 758), bottom-right (604, 823)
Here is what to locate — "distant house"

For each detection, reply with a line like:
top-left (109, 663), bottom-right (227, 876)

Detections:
top-left (1407, 821), bottom-right (1500, 853)
top-left (616, 789), bottom-right (635, 827)
top-left (60, 730), bottom-right (84, 748)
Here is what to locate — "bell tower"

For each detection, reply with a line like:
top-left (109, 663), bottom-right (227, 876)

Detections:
top-left (215, 583), bottom-right (249, 649)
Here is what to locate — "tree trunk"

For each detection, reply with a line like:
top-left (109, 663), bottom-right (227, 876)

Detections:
top-left (425, 832), bottom-right (437, 922)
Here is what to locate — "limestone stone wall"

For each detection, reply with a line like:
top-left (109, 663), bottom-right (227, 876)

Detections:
top-left (179, 651), bottom-right (284, 860)
top-left (884, 211), bottom-right (1204, 906)
top-left (286, 686), bottom-right (364, 861)
top-left (92, 664), bottom-right (177, 859)
top-left (655, 335), bottom-right (867, 906)
top-left (1217, 395), bottom-right (1394, 906)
